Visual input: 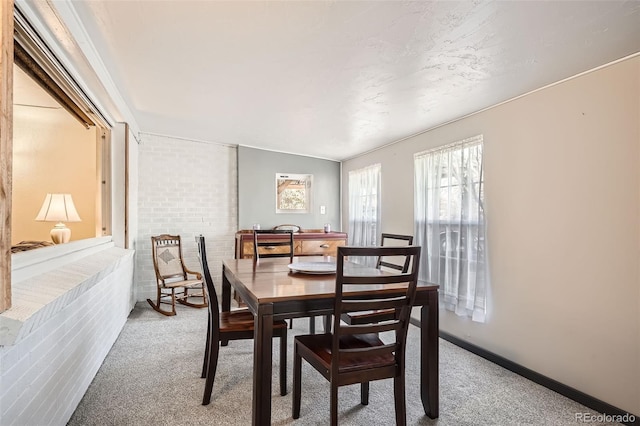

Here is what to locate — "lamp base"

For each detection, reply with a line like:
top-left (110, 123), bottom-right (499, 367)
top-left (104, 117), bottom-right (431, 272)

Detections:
top-left (50, 223), bottom-right (71, 244)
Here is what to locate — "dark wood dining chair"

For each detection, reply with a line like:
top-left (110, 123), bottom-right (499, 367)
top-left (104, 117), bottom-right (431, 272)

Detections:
top-left (253, 229), bottom-right (321, 333)
top-left (292, 245), bottom-right (421, 425)
top-left (148, 234), bottom-right (207, 316)
top-left (376, 233), bottom-right (414, 272)
top-left (196, 235), bottom-right (288, 405)
top-left (340, 233), bottom-right (414, 325)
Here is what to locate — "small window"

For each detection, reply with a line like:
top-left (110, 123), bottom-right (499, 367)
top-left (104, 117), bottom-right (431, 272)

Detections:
top-left (11, 12), bottom-right (111, 247)
top-left (414, 136), bottom-right (488, 322)
top-left (348, 163), bottom-right (381, 250)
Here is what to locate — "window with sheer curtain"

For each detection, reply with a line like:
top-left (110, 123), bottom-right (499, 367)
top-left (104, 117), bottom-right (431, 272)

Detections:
top-left (414, 135), bottom-right (488, 322)
top-left (348, 163), bottom-right (381, 266)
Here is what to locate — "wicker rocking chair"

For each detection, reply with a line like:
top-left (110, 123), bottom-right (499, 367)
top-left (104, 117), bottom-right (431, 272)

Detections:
top-left (147, 234), bottom-right (207, 316)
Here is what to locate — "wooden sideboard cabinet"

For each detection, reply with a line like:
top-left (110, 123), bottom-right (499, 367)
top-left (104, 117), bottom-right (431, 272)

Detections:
top-left (235, 230), bottom-right (348, 259)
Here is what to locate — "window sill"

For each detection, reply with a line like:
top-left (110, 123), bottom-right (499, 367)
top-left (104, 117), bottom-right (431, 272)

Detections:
top-left (11, 236), bottom-right (114, 283)
top-left (1, 237), bottom-right (134, 346)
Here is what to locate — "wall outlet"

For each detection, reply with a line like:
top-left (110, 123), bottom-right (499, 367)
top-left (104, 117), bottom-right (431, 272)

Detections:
top-left (320, 205), bottom-right (326, 214)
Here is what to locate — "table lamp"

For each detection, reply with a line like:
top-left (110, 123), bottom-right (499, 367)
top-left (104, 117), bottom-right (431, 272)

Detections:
top-left (35, 193), bottom-right (82, 244)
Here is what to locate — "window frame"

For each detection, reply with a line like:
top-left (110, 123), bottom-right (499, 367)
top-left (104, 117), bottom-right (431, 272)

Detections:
top-left (1, 5), bottom-right (113, 313)
top-left (0, 0), bottom-right (14, 313)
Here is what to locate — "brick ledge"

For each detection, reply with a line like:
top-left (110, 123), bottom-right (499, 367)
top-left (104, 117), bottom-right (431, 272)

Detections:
top-left (0, 246), bottom-right (134, 346)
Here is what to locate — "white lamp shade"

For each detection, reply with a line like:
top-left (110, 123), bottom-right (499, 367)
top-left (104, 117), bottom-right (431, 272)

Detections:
top-left (35, 194), bottom-right (82, 223)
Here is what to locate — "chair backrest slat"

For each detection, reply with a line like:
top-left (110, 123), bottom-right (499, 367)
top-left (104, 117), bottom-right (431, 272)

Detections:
top-left (332, 245), bottom-right (421, 374)
top-left (337, 321), bottom-right (399, 336)
top-left (341, 297), bottom-right (404, 313)
top-left (340, 274), bottom-right (415, 285)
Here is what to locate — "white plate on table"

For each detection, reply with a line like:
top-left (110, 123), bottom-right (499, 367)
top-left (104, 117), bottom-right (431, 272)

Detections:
top-left (288, 261), bottom-right (336, 274)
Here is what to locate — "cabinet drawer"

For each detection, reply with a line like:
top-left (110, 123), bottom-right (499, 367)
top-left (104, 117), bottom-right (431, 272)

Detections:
top-left (300, 239), bottom-right (345, 255)
top-left (242, 241), bottom-right (301, 258)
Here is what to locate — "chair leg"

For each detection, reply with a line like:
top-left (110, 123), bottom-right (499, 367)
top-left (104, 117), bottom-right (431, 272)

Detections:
top-left (309, 316), bottom-right (315, 334)
top-left (361, 382), bottom-right (369, 405)
top-left (171, 288), bottom-right (177, 315)
top-left (393, 375), bottom-right (407, 426)
top-left (279, 327), bottom-right (287, 396)
top-left (330, 381), bottom-right (338, 426)
top-left (292, 344), bottom-right (302, 419)
top-left (202, 340), bottom-right (220, 405)
top-left (323, 314), bottom-right (331, 333)
top-left (201, 317), bottom-right (211, 378)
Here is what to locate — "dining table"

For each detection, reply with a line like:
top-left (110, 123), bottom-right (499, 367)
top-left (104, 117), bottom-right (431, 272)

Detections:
top-left (220, 255), bottom-right (440, 425)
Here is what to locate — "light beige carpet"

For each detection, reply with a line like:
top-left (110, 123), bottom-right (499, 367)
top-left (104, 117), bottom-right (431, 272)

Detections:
top-left (68, 302), bottom-right (617, 426)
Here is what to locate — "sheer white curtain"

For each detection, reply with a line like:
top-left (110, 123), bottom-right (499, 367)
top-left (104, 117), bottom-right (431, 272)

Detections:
top-left (414, 136), bottom-right (488, 322)
top-left (348, 163), bottom-right (381, 267)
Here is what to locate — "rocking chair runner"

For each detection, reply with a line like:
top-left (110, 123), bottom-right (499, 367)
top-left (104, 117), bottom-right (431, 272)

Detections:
top-left (147, 234), bottom-right (207, 316)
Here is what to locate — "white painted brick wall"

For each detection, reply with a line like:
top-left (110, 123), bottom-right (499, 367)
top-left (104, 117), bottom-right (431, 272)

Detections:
top-left (0, 250), bottom-right (134, 425)
top-left (136, 133), bottom-right (238, 301)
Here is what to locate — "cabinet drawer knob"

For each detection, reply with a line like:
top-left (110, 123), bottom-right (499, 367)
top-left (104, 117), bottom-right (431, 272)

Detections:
top-left (264, 246), bottom-right (275, 250)
top-left (319, 244), bottom-right (330, 248)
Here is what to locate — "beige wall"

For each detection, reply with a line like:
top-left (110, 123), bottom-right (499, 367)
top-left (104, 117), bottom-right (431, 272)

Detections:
top-left (12, 104), bottom-right (97, 245)
top-left (342, 57), bottom-right (640, 415)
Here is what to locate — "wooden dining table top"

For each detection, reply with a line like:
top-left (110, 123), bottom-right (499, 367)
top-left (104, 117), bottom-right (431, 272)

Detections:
top-left (222, 256), bottom-right (438, 304)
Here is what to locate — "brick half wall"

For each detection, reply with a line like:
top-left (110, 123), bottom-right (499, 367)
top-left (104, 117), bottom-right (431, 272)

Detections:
top-left (0, 247), bottom-right (135, 425)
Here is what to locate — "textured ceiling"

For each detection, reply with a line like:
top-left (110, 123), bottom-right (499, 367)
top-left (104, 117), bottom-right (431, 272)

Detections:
top-left (67, 1), bottom-right (640, 160)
